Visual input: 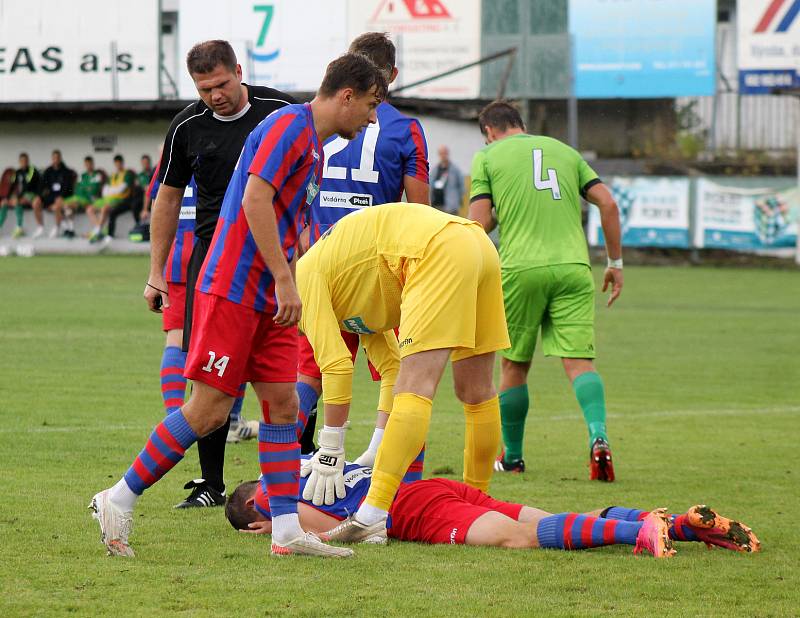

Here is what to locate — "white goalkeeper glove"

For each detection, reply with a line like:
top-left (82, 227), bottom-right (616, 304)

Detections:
top-left (353, 427), bottom-right (385, 468)
top-left (300, 426), bottom-right (346, 506)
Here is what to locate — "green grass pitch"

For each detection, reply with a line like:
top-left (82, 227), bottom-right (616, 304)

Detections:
top-left (0, 255), bottom-right (798, 616)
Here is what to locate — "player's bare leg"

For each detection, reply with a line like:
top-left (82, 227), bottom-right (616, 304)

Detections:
top-left (563, 357), bottom-right (615, 481)
top-left (252, 381), bottom-right (351, 557)
top-left (31, 196), bottom-right (45, 237)
top-left (452, 351), bottom-right (501, 491)
top-left (49, 197), bottom-right (64, 237)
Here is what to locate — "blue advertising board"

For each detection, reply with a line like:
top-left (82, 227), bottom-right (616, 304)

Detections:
top-left (569, 0), bottom-right (716, 98)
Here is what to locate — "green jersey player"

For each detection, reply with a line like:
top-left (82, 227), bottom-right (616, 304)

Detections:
top-left (469, 100), bottom-right (623, 481)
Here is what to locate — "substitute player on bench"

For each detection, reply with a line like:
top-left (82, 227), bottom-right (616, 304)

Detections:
top-left (469, 101), bottom-right (623, 481)
top-left (90, 53), bottom-right (388, 558)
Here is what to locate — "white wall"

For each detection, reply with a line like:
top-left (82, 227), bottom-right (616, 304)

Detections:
top-left (416, 113), bottom-right (485, 177)
top-left (0, 119), bottom-right (168, 174)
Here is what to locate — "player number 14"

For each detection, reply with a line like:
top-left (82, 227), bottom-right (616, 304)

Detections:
top-left (202, 351), bottom-right (229, 377)
top-left (532, 148), bottom-right (561, 200)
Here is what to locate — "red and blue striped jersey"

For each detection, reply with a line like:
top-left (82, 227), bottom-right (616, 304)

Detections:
top-left (198, 103), bottom-right (322, 313)
top-left (149, 161), bottom-right (198, 284)
top-left (308, 102), bottom-right (428, 244)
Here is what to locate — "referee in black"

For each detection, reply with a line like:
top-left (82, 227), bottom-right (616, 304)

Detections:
top-left (144, 40), bottom-right (295, 508)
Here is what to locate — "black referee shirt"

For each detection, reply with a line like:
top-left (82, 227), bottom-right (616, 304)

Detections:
top-left (157, 84), bottom-right (296, 241)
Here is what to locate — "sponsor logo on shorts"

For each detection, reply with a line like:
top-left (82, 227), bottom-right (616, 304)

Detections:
top-left (342, 316), bottom-right (375, 335)
top-left (319, 190), bottom-right (373, 209)
top-left (179, 205), bottom-right (196, 220)
top-left (399, 337), bottom-right (413, 349)
top-left (450, 528), bottom-right (458, 544)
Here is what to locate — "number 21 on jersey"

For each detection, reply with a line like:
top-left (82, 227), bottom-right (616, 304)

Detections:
top-left (323, 120), bottom-right (380, 183)
top-left (532, 148), bottom-right (561, 200)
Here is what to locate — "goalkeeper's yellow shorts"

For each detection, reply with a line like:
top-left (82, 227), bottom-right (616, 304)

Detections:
top-left (398, 222), bottom-right (510, 361)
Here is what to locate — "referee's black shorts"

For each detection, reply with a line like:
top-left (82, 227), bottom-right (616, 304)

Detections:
top-left (181, 236), bottom-right (212, 352)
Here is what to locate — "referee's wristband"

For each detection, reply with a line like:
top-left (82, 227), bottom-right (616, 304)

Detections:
top-left (607, 257), bottom-right (623, 269)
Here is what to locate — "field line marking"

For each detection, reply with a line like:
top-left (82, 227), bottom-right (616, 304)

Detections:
top-left (9, 405), bottom-right (800, 434)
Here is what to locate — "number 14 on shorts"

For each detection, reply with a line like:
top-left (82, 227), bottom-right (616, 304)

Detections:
top-left (202, 351), bottom-right (229, 377)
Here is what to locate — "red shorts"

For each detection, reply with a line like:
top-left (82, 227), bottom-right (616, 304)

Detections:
top-left (184, 291), bottom-right (298, 396)
top-left (297, 332), bottom-right (381, 381)
top-left (162, 282), bottom-right (186, 332)
top-left (387, 478), bottom-right (524, 545)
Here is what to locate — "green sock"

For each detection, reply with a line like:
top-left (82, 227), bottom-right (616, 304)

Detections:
top-left (0, 205), bottom-right (7, 228)
top-left (499, 384), bottom-right (529, 462)
top-left (14, 204), bottom-right (24, 227)
top-left (573, 372), bottom-right (608, 446)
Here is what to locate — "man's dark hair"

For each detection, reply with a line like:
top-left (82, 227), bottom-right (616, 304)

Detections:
top-left (19, 152), bottom-right (28, 160)
top-left (52, 149), bottom-right (61, 157)
top-left (113, 155), bottom-right (124, 163)
top-left (84, 156), bottom-right (94, 164)
top-left (225, 481), bottom-right (260, 531)
top-left (349, 32), bottom-right (395, 75)
top-left (478, 100), bottom-right (525, 135)
top-left (141, 154), bottom-right (151, 162)
top-left (318, 53), bottom-right (388, 100)
top-left (186, 40), bottom-right (237, 75)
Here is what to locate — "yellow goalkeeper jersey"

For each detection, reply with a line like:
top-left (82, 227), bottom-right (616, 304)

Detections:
top-left (297, 202), bottom-right (476, 407)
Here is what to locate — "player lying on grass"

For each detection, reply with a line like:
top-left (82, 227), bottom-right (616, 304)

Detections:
top-left (226, 457), bottom-right (760, 557)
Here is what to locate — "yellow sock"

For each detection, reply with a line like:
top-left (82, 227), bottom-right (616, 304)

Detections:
top-left (365, 392), bottom-right (432, 511)
top-left (463, 396), bottom-right (501, 492)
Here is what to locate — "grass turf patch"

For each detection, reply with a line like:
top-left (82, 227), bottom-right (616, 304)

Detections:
top-left (0, 256), bottom-right (798, 616)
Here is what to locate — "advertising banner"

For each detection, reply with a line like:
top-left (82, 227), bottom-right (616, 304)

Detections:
top-left (588, 177), bottom-right (691, 248)
top-left (347, 0), bottom-right (481, 99)
top-left (568, 0), bottom-right (716, 98)
top-left (0, 0), bottom-right (160, 102)
top-left (694, 179), bottom-right (799, 250)
top-left (178, 0), bottom-right (348, 97)
top-left (737, 0), bottom-right (800, 94)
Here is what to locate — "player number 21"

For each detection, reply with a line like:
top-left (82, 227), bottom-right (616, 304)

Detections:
top-left (532, 148), bottom-right (561, 200)
top-left (323, 121), bottom-right (380, 183)
top-left (202, 351), bottom-right (229, 377)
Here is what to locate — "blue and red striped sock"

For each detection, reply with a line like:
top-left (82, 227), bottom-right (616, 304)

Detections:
top-left (229, 384), bottom-right (246, 424)
top-left (402, 445), bottom-right (426, 482)
top-left (160, 346), bottom-right (187, 416)
top-left (258, 422), bottom-right (300, 518)
top-left (536, 513), bottom-right (641, 549)
top-left (669, 513), bottom-right (700, 541)
top-left (601, 506), bottom-right (649, 521)
top-left (295, 382), bottom-right (319, 439)
top-left (123, 410), bottom-right (197, 495)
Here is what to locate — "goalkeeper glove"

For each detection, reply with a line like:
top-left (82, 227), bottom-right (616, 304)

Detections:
top-left (300, 426), bottom-right (346, 506)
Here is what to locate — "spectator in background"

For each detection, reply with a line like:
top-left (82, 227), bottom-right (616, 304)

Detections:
top-left (107, 154), bottom-right (153, 238)
top-left (0, 153), bottom-right (43, 238)
top-left (430, 145), bottom-right (464, 215)
top-left (61, 156), bottom-right (104, 239)
top-left (87, 154), bottom-right (134, 242)
top-left (41, 150), bottom-right (74, 238)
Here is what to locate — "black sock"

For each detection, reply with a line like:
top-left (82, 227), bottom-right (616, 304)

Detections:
top-left (197, 416), bottom-right (230, 493)
top-left (299, 408), bottom-right (317, 454)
